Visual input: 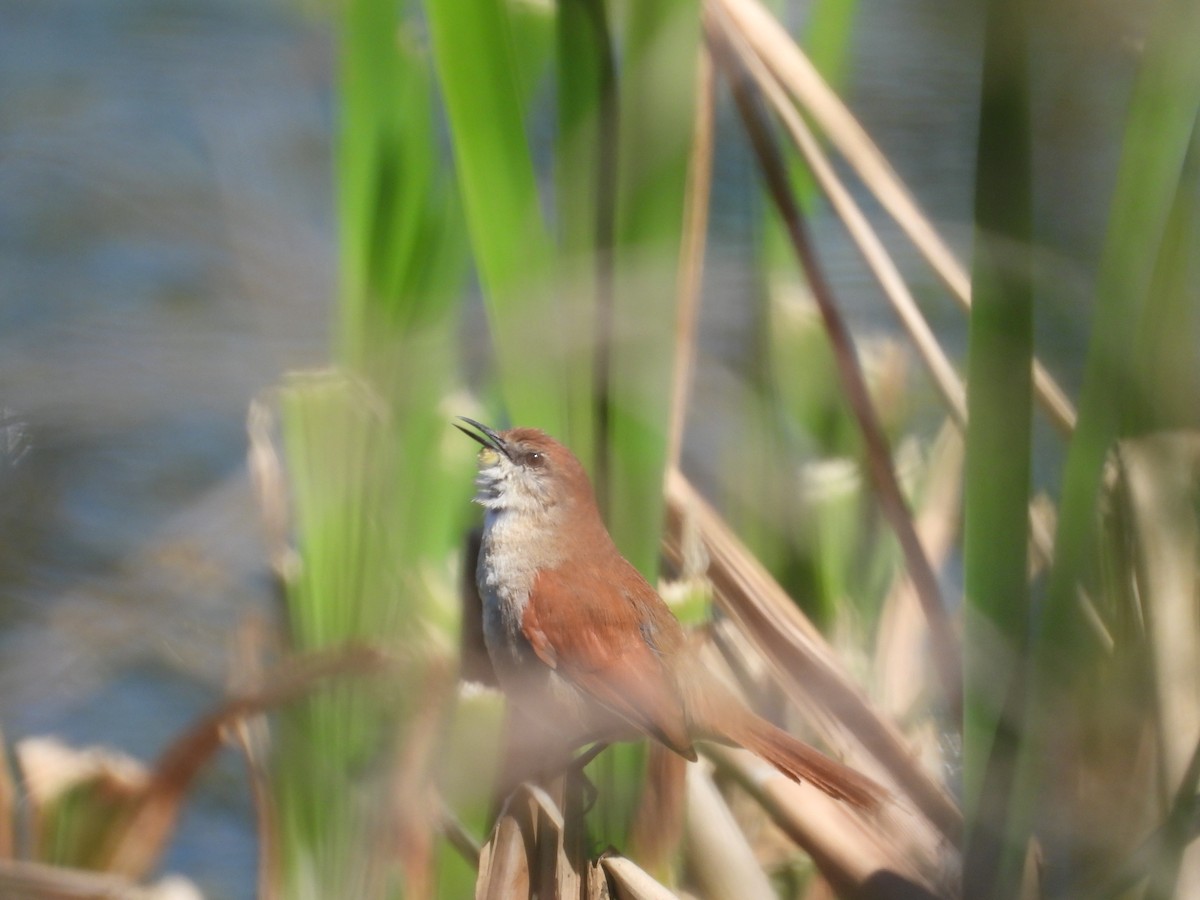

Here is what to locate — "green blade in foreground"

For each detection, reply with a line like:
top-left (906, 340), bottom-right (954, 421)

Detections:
top-left (425, 0), bottom-right (565, 434)
top-left (1011, 0), bottom-right (1200, 890)
top-left (961, 0), bottom-right (1034, 893)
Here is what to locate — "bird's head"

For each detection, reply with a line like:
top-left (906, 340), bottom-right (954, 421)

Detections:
top-left (455, 418), bottom-right (594, 520)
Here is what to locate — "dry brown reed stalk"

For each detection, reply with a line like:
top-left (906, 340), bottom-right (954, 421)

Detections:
top-left (711, 0), bottom-right (1076, 437)
top-left (683, 762), bottom-right (778, 900)
top-left (705, 744), bottom-right (953, 897)
top-left (701, 0), bottom-right (1061, 589)
top-left (714, 14), bottom-right (968, 430)
top-left (226, 616), bottom-right (282, 900)
top-left (476, 794), bottom-right (533, 900)
top-left (18, 643), bottom-right (394, 881)
top-left (0, 859), bottom-right (197, 900)
top-left (666, 43), bottom-right (716, 476)
top-left (629, 744), bottom-right (688, 876)
top-left (664, 468), bottom-right (962, 846)
top-left (706, 2), bottom-right (964, 724)
top-left (601, 854), bottom-right (682, 899)
top-left (390, 666), bottom-right (462, 900)
top-left (873, 423), bottom-right (963, 721)
top-left (476, 783), bottom-right (607, 900)
top-left (1111, 434), bottom-right (1200, 896)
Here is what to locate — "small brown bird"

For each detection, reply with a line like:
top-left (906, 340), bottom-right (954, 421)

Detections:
top-left (456, 417), bottom-right (883, 809)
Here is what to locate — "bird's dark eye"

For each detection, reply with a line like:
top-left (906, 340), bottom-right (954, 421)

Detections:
top-left (524, 451), bottom-right (545, 468)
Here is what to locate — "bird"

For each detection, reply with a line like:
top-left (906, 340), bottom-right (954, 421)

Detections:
top-left (455, 416), bottom-right (884, 810)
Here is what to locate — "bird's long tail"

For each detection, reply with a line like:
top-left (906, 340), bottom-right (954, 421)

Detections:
top-left (686, 678), bottom-right (885, 810)
top-left (727, 711), bottom-right (883, 810)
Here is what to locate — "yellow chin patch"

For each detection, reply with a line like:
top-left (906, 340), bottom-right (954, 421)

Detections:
top-left (478, 447), bottom-right (501, 467)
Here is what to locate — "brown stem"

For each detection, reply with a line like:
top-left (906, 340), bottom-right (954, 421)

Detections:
top-left (706, 6), bottom-right (963, 722)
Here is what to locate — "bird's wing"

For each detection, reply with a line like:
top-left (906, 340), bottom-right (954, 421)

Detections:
top-left (524, 560), bottom-right (696, 759)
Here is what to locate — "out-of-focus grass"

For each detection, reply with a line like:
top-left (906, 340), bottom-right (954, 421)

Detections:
top-left (961, 0), bottom-right (1035, 895)
top-left (269, 0), bottom-right (478, 894)
top-left (1004, 0), bottom-right (1200, 893)
top-left (425, 0), bottom-right (563, 434)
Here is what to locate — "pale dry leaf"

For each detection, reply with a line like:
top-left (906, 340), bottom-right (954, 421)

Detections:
top-left (664, 468), bottom-right (961, 843)
top-left (711, 0), bottom-right (1076, 435)
top-left (683, 763), bottom-right (776, 900)
top-left (601, 855), bottom-right (682, 900)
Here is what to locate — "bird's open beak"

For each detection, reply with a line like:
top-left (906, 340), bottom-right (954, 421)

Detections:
top-left (454, 417), bottom-right (511, 460)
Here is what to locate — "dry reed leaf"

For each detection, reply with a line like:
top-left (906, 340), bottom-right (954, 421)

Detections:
top-left (225, 616), bottom-right (280, 900)
top-left (710, 0), bottom-right (1076, 436)
top-left (683, 763), bottom-right (777, 900)
top-left (391, 668), bottom-right (460, 900)
top-left (711, 0), bottom-right (966, 299)
top-left (17, 739), bottom-right (147, 808)
top-left (16, 736), bottom-right (147, 870)
top-left (476, 795), bottom-right (533, 900)
top-left (708, 11), bottom-right (963, 723)
top-left (14, 644), bottom-right (391, 881)
top-left (477, 781), bottom-right (608, 900)
top-left (664, 468), bottom-right (961, 843)
top-left (1028, 493), bottom-right (1058, 581)
top-left (525, 783), bottom-right (582, 900)
top-left (105, 643), bottom-right (392, 878)
top-left (629, 744), bottom-right (688, 875)
top-left (713, 18), bottom-right (967, 429)
top-left (586, 858), bottom-right (613, 899)
top-left (0, 860), bottom-right (202, 900)
top-left (1020, 840), bottom-right (1042, 900)
top-left (666, 44), bottom-right (715, 475)
top-left (873, 422), bottom-right (963, 720)
top-left (1117, 432), bottom-right (1200, 896)
top-left (705, 744), bottom-right (954, 898)
top-left (246, 394), bottom-right (298, 582)
top-left (601, 855), bottom-right (681, 900)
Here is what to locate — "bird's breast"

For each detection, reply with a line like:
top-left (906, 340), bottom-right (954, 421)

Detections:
top-left (476, 514), bottom-right (596, 730)
top-left (476, 509), bottom-right (547, 672)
